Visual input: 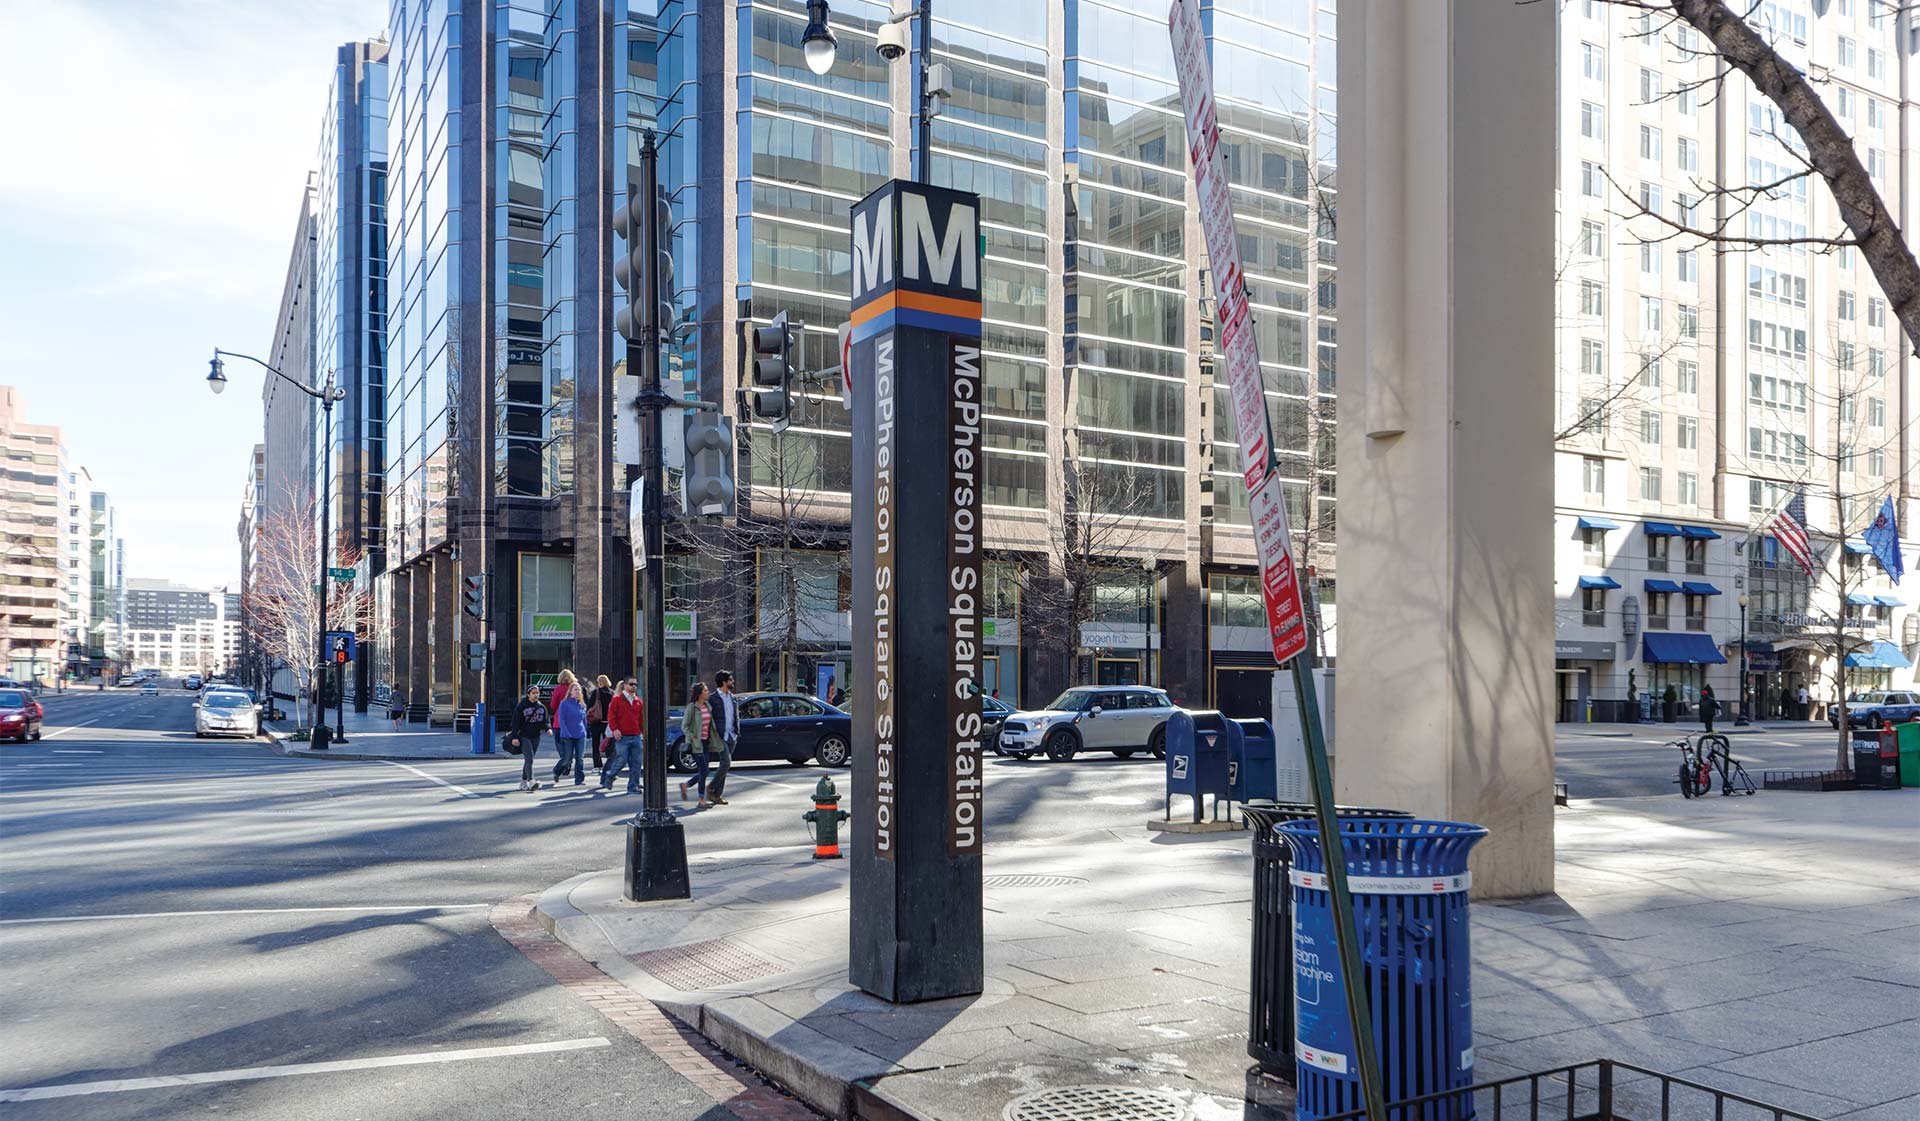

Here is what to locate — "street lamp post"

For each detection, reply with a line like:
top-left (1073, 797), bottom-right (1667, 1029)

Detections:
top-left (1737, 593), bottom-right (1751, 726)
top-left (206, 349), bottom-right (347, 748)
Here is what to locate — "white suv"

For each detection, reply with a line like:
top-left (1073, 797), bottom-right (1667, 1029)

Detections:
top-left (998, 686), bottom-right (1178, 762)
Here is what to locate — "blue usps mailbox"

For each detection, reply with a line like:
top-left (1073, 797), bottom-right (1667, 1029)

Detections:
top-left (1230, 718), bottom-right (1278, 804)
top-left (1164, 710), bottom-right (1237, 823)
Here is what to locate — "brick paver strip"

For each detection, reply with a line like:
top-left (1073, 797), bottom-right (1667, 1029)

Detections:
top-left (491, 896), bottom-right (822, 1120)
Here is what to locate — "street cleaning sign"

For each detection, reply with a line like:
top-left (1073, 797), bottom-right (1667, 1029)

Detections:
top-left (1168, 0), bottom-right (1308, 668)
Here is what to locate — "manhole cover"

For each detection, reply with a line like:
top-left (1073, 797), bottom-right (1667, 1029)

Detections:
top-left (983, 874), bottom-right (1091, 889)
top-left (1003, 1085), bottom-right (1189, 1121)
top-left (631, 939), bottom-right (782, 991)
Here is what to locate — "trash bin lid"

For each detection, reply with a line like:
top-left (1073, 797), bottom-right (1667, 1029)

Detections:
top-left (1278, 818), bottom-right (1488, 879)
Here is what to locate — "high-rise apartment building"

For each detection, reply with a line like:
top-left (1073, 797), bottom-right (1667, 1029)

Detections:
top-left (1553, 1), bottom-right (1918, 721)
top-left (0, 387), bottom-right (70, 683)
top-left (59, 462), bottom-right (92, 675)
top-left (123, 579), bottom-right (239, 676)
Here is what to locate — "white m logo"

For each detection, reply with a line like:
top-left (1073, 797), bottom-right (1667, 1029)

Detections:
top-left (852, 194), bottom-right (893, 298)
top-left (902, 193), bottom-right (976, 292)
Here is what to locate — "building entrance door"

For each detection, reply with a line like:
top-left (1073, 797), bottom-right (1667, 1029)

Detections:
top-left (1213, 667), bottom-right (1273, 720)
top-left (1096, 658), bottom-right (1142, 686)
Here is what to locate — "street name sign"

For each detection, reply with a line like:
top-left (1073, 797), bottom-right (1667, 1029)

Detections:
top-left (327, 567), bottom-right (356, 581)
top-left (848, 178), bottom-right (985, 1003)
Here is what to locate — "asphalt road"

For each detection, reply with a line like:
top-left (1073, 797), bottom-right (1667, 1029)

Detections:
top-left (0, 688), bottom-right (1854, 1117)
top-left (1552, 721), bottom-right (1857, 799)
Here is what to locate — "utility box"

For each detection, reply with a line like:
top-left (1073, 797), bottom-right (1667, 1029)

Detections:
top-left (1271, 666), bottom-right (1334, 801)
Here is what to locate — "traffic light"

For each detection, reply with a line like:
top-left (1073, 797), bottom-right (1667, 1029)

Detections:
top-left (614, 183), bottom-right (674, 344)
top-left (682, 414), bottom-right (736, 518)
top-left (749, 309), bottom-right (796, 425)
top-left (462, 573), bottom-right (486, 620)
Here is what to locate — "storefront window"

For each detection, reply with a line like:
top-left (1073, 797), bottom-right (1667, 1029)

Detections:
top-left (518, 553), bottom-right (575, 693)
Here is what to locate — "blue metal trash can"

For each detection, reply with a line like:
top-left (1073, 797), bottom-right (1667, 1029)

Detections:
top-left (1278, 818), bottom-right (1488, 1121)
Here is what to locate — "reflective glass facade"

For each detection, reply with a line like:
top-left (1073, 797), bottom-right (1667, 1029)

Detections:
top-left (384, 0), bottom-right (463, 560)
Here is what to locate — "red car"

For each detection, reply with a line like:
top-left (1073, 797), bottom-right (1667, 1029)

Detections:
top-left (0, 688), bottom-right (42, 742)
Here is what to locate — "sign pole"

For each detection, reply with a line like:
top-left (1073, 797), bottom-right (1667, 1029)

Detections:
top-left (1167, 2), bottom-right (1385, 1116)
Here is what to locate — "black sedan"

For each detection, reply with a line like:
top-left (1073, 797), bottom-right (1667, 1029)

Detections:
top-left (667, 692), bottom-right (852, 771)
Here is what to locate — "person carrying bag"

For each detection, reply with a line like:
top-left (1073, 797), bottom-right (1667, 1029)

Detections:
top-left (510, 685), bottom-right (550, 791)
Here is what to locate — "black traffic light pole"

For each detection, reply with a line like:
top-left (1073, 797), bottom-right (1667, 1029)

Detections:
top-left (625, 131), bottom-right (691, 901)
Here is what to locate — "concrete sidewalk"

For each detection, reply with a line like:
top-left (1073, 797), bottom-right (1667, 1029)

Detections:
top-left (533, 789), bottom-right (1920, 1121)
top-left (265, 708), bottom-right (483, 760)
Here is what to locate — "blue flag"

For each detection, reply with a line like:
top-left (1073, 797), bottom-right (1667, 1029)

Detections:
top-left (1865, 496), bottom-right (1904, 584)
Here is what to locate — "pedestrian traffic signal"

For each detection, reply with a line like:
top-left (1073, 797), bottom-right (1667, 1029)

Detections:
top-left (462, 573), bottom-right (486, 620)
top-left (749, 309), bottom-right (796, 425)
top-left (682, 413), bottom-right (736, 518)
top-left (614, 183), bottom-right (674, 344)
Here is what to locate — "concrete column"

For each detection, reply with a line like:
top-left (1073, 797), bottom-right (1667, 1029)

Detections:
top-left (408, 562), bottom-right (431, 722)
top-left (1335, 0), bottom-right (1557, 898)
top-left (389, 568), bottom-right (412, 709)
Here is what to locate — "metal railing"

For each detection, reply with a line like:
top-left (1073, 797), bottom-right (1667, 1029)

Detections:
top-left (1318, 1059), bottom-right (1827, 1121)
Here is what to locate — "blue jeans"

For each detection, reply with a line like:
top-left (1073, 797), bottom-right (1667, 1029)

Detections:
top-left (553, 736), bottom-right (586, 783)
top-left (600, 734), bottom-right (643, 792)
top-left (683, 746), bottom-right (710, 800)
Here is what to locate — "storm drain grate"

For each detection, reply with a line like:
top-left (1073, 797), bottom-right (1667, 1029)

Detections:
top-left (631, 938), bottom-right (783, 991)
top-left (982, 874), bottom-right (1091, 889)
top-left (1003, 1085), bottom-right (1189, 1121)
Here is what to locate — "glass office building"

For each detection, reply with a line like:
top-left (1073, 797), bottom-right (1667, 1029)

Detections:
top-left (315, 39), bottom-right (390, 706)
top-left (654, 0), bottom-right (1340, 711)
top-left (351, 0), bottom-right (1338, 722)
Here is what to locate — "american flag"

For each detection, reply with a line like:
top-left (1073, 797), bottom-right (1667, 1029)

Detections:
top-left (1773, 493), bottom-right (1816, 578)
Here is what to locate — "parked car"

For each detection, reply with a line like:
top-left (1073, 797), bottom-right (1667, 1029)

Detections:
top-left (666, 692), bottom-right (852, 771)
top-left (182, 674), bottom-right (203, 691)
top-left (998, 686), bottom-right (1179, 762)
top-left (195, 690), bottom-right (261, 738)
top-left (1830, 690), bottom-right (1920, 729)
top-left (981, 694), bottom-right (1013, 753)
top-left (0, 689), bottom-right (43, 742)
top-left (205, 684), bottom-right (259, 705)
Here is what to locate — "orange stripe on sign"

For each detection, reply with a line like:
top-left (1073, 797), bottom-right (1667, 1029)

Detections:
top-left (850, 293), bottom-right (898, 328)
top-left (896, 290), bottom-right (981, 319)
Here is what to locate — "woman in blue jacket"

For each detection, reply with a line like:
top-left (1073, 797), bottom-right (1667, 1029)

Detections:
top-left (552, 682), bottom-right (589, 787)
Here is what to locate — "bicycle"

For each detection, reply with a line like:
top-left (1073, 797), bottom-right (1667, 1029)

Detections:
top-left (1669, 731), bottom-right (1757, 797)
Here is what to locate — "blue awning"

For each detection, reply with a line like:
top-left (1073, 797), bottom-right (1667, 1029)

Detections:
top-left (1845, 540), bottom-right (1874, 554)
top-left (1577, 575), bottom-right (1621, 590)
top-left (1644, 579), bottom-right (1684, 594)
top-left (1680, 525), bottom-right (1721, 539)
top-left (1577, 516), bottom-right (1621, 531)
top-left (1642, 633), bottom-right (1729, 665)
top-left (1644, 522), bottom-right (1683, 536)
top-left (1681, 582), bottom-right (1722, 596)
top-left (1845, 640), bottom-right (1913, 669)
top-left (1875, 594), bottom-right (1906, 607)
top-left (1847, 592), bottom-right (1877, 606)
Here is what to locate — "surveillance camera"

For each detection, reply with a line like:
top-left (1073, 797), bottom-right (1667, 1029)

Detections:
top-left (876, 21), bottom-right (908, 62)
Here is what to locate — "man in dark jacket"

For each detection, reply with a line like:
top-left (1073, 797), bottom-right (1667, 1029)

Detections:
top-left (510, 685), bottom-right (550, 792)
top-left (707, 670), bottom-right (740, 805)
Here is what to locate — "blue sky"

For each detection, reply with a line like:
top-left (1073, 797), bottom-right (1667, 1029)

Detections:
top-left (0, 0), bottom-right (385, 591)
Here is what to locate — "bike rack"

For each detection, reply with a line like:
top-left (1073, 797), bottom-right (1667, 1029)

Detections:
top-left (1317, 1058), bottom-right (1826, 1121)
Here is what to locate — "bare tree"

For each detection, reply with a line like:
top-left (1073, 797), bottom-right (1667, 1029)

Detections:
top-left (1018, 450), bottom-right (1172, 689)
top-left (1586, 0), bottom-right (1919, 356)
top-left (250, 488), bottom-right (322, 728)
top-left (1733, 341), bottom-right (1913, 769)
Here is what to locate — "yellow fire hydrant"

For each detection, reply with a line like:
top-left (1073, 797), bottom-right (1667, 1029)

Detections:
top-left (803, 774), bottom-right (851, 859)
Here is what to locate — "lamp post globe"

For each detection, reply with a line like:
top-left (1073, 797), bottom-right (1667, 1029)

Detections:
top-left (801, 0), bottom-right (837, 75)
top-left (207, 355), bottom-right (228, 395)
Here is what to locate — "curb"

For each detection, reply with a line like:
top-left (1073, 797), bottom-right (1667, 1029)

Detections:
top-left (262, 725), bottom-right (490, 763)
top-left (533, 873), bottom-right (898, 1120)
top-left (491, 894), bottom-right (823, 1120)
